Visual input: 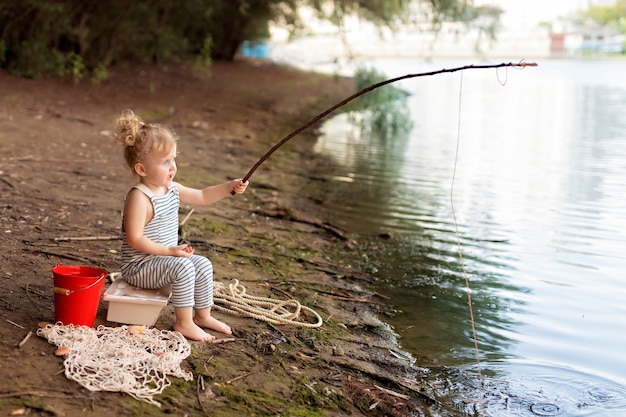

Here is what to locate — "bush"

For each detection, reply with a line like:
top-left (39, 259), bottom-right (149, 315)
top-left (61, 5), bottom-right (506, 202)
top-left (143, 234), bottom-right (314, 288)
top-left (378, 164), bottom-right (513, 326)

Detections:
top-left (0, 0), bottom-right (271, 79)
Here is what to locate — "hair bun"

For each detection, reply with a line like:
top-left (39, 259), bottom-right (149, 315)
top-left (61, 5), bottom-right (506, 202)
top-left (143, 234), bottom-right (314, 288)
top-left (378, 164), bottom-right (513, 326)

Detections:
top-left (115, 109), bottom-right (144, 147)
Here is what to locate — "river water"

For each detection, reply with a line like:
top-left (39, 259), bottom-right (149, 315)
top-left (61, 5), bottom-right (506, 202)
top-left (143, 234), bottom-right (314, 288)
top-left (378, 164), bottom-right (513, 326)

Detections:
top-left (308, 58), bottom-right (626, 416)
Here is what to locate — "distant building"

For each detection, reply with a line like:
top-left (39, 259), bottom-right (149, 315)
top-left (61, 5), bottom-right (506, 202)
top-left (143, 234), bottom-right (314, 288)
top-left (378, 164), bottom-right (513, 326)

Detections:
top-left (550, 23), bottom-right (625, 57)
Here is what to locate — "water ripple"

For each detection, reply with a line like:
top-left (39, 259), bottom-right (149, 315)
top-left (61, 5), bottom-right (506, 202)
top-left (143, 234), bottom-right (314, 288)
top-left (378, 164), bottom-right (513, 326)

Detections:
top-left (529, 402), bottom-right (562, 416)
top-left (581, 385), bottom-right (626, 410)
top-left (430, 362), bottom-right (626, 417)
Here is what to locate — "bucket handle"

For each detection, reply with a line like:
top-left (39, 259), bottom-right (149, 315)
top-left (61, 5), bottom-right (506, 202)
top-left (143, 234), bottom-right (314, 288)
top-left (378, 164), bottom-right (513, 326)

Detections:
top-left (53, 271), bottom-right (107, 297)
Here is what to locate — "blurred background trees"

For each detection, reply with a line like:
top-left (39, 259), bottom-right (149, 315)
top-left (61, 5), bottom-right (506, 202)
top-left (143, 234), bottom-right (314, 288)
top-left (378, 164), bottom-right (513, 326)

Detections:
top-left (583, 0), bottom-right (626, 34)
top-left (0, 0), bottom-right (497, 79)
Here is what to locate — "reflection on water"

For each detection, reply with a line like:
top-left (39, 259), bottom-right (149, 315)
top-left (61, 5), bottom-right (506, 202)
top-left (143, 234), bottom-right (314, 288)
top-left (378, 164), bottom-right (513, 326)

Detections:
top-left (310, 59), bottom-right (626, 413)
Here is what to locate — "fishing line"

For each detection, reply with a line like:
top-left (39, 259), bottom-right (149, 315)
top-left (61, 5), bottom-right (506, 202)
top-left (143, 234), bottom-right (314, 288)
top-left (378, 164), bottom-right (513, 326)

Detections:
top-left (450, 72), bottom-right (485, 416)
top-left (496, 66), bottom-right (508, 86)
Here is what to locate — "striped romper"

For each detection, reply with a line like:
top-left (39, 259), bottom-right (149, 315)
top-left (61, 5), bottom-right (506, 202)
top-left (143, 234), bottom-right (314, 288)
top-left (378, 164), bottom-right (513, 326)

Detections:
top-left (120, 183), bottom-right (214, 310)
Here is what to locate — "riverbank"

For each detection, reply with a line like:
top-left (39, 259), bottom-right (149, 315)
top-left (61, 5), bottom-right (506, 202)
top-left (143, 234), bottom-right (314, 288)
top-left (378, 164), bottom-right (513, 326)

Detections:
top-left (0, 59), bottom-right (452, 416)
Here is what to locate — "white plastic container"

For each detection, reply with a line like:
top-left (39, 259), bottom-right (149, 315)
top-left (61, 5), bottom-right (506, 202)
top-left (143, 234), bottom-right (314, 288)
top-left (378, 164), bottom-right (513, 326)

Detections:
top-left (103, 280), bottom-right (171, 326)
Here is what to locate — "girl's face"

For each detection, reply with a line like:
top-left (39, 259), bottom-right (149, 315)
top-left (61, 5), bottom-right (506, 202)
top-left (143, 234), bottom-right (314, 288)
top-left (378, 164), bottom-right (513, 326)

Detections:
top-left (136, 146), bottom-right (177, 190)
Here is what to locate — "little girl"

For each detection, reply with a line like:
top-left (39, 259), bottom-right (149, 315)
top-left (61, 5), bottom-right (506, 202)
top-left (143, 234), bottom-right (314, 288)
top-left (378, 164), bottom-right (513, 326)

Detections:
top-left (114, 109), bottom-right (248, 342)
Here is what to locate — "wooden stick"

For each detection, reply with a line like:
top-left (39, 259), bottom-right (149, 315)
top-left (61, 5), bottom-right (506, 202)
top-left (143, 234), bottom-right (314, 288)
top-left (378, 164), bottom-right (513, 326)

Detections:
top-left (17, 330), bottom-right (33, 348)
top-left (6, 319), bottom-right (24, 329)
top-left (180, 208), bottom-right (195, 226)
top-left (0, 390), bottom-right (79, 399)
top-left (0, 177), bottom-right (14, 189)
top-left (196, 375), bottom-right (208, 414)
top-left (269, 285), bottom-right (295, 300)
top-left (374, 384), bottom-right (410, 400)
top-left (372, 291), bottom-right (390, 300)
top-left (225, 370), bottom-right (259, 384)
top-left (268, 322), bottom-right (291, 344)
top-left (233, 61), bottom-right (537, 193)
top-left (22, 248), bottom-right (93, 264)
top-left (54, 235), bottom-right (121, 242)
top-left (210, 337), bottom-right (236, 344)
top-left (320, 293), bottom-right (387, 306)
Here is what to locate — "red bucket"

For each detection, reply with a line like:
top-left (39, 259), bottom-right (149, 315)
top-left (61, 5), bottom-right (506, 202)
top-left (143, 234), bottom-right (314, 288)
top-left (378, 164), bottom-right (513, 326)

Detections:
top-left (52, 263), bottom-right (107, 327)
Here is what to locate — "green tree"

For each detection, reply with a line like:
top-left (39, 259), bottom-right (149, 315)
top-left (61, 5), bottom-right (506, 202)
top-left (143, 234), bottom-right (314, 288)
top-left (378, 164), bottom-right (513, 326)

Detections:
top-left (0, 0), bottom-right (499, 79)
top-left (584, 0), bottom-right (626, 34)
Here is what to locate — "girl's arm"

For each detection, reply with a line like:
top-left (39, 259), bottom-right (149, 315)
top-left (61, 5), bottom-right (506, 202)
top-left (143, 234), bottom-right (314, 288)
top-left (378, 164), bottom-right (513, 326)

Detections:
top-left (123, 189), bottom-right (192, 257)
top-left (176, 179), bottom-right (248, 206)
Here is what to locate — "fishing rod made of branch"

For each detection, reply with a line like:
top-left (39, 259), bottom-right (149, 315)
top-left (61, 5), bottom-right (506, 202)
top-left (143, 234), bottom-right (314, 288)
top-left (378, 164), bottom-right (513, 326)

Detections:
top-left (232, 61), bottom-right (537, 194)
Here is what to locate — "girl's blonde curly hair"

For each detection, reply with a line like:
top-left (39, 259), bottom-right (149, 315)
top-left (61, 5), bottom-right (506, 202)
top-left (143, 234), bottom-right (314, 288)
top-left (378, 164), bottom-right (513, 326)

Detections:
top-left (113, 109), bottom-right (177, 173)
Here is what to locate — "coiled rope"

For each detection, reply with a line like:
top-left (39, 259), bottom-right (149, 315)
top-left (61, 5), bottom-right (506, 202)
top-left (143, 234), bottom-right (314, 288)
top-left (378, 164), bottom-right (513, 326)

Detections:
top-left (213, 279), bottom-right (323, 328)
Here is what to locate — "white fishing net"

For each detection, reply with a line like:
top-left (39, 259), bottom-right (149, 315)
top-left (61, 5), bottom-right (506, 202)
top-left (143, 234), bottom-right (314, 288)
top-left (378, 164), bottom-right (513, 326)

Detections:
top-left (37, 323), bottom-right (192, 407)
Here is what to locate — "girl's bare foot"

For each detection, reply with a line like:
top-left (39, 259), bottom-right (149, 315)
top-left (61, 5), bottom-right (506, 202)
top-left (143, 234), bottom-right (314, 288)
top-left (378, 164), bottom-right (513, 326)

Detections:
top-left (173, 322), bottom-right (215, 342)
top-left (194, 316), bottom-right (232, 335)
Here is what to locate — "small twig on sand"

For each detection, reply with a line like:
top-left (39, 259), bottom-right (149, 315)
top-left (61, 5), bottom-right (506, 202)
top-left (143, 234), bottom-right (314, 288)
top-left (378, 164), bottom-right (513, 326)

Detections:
top-left (374, 384), bottom-right (410, 400)
top-left (196, 375), bottom-right (208, 414)
top-left (268, 322), bottom-right (291, 344)
top-left (0, 390), bottom-right (78, 399)
top-left (22, 247), bottom-right (93, 264)
top-left (226, 370), bottom-right (259, 384)
top-left (320, 293), bottom-right (387, 306)
top-left (17, 330), bottom-right (33, 348)
top-left (180, 208), bottom-right (195, 226)
top-left (54, 235), bottom-right (121, 242)
top-left (269, 285), bottom-right (295, 300)
top-left (0, 177), bottom-right (14, 189)
top-left (372, 291), bottom-right (390, 300)
top-left (6, 319), bottom-right (24, 329)
top-left (210, 338), bottom-right (236, 344)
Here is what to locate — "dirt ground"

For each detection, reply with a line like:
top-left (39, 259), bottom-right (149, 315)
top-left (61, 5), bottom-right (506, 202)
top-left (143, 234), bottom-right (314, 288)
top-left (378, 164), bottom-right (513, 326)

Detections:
top-left (0, 59), bottom-right (453, 416)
